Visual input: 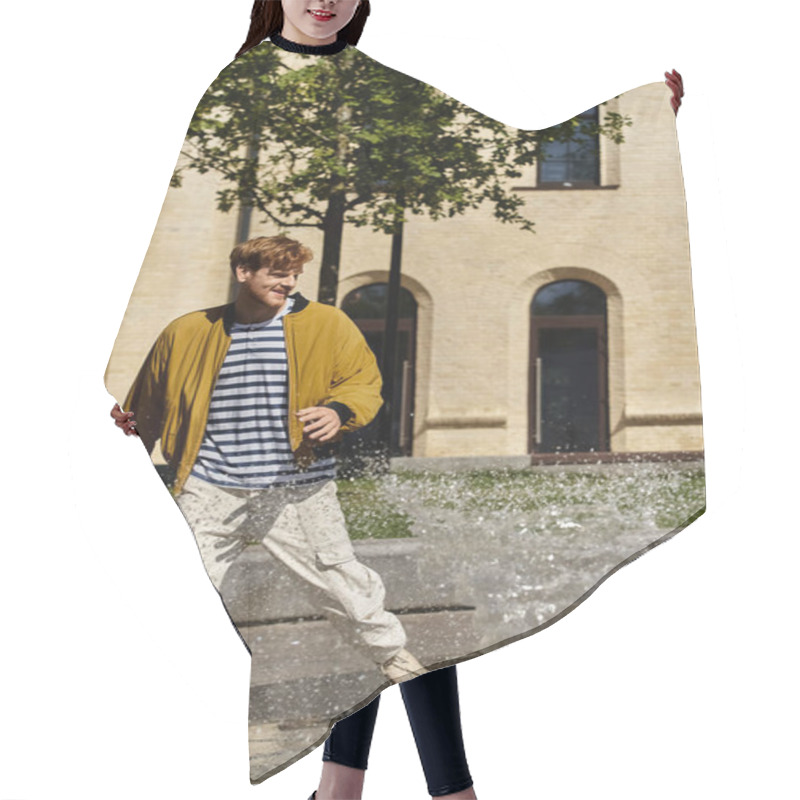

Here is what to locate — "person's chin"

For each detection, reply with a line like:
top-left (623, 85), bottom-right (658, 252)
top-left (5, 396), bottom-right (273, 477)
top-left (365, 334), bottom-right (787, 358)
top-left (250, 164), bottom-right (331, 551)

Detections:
top-left (299, 21), bottom-right (338, 39)
top-left (268, 295), bottom-right (288, 310)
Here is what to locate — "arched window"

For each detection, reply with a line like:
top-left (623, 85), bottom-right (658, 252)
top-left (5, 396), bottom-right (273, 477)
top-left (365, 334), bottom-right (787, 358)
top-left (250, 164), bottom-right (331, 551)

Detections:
top-left (530, 279), bottom-right (609, 453)
top-left (532, 279), bottom-right (606, 316)
top-left (341, 284), bottom-right (418, 457)
top-left (341, 284), bottom-right (417, 320)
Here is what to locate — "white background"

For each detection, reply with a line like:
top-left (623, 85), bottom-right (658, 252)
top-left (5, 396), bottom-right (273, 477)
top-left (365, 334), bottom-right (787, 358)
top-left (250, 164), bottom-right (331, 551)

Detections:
top-left (1, 1), bottom-right (797, 798)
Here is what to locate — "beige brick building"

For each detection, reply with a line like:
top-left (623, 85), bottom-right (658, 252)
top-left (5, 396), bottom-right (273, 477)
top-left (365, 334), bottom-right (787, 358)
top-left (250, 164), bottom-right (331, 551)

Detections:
top-left (106, 80), bottom-right (702, 461)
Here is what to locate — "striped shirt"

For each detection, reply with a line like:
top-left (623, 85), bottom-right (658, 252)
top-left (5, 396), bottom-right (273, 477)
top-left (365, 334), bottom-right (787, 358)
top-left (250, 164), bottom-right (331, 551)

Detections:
top-left (191, 298), bottom-right (336, 488)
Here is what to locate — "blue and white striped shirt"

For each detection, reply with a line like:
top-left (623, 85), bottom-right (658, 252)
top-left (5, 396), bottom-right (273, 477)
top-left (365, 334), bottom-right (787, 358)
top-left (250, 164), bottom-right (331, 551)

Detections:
top-left (191, 298), bottom-right (336, 488)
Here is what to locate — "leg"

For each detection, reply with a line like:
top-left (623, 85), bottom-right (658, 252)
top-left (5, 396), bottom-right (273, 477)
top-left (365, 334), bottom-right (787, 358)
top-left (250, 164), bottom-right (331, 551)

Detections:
top-left (254, 480), bottom-right (408, 665)
top-left (400, 666), bottom-right (475, 798)
top-left (316, 668), bottom-right (475, 799)
top-left (323, 694), bottom-right (381, 769)
top-left (175, 475), bottom-right (251, 589)
top-left (315, 695), bottom-right (382, 799)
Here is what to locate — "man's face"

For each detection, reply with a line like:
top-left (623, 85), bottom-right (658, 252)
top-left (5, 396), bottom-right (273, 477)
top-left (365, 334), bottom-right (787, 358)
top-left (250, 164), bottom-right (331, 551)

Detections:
top-left (235, 263), bottom-right (303, 313)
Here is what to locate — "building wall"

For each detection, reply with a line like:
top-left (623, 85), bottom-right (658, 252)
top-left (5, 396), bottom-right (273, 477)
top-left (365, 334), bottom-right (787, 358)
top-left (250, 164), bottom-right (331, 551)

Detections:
top-left (105, 167), bottom-right (240, 401)
top-left (106, 81), bottom-right (703, 457)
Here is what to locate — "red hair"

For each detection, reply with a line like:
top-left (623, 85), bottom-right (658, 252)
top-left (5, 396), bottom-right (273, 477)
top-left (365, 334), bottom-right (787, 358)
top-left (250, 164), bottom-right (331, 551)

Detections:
top-left (229, 235), bottom-right (313, 274)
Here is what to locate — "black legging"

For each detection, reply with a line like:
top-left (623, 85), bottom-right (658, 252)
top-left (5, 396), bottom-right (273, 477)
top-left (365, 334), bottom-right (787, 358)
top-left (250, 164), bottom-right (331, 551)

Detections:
top-left (323, 665), bottom-right (473, 797)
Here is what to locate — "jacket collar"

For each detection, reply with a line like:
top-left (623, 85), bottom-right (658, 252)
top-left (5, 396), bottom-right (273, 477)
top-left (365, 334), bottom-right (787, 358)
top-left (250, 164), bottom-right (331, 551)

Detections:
top-left (288, 292), bottom-right (310, 313)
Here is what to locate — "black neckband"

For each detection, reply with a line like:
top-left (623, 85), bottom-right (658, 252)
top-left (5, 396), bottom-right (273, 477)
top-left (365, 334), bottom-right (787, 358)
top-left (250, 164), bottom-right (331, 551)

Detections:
top-left (270, 32), bottom-right (349, 55)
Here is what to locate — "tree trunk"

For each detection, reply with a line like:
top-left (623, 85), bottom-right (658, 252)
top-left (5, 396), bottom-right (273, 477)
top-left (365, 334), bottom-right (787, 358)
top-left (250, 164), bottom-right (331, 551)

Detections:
top-left (317, 191), bottom-right (346, 306)
top-left (232, 139), bottom-right (260, 300)
top-left (317, 97), bottom-right (351, 307)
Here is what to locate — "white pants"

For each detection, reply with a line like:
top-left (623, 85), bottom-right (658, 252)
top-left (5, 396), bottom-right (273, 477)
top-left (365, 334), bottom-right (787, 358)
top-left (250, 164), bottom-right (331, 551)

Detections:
top-left (176, 475), bottom-right (406, 664)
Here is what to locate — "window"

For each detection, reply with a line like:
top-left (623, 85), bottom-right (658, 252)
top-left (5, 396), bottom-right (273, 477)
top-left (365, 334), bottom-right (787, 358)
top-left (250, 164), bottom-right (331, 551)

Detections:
top-left (537, 107), bottom-right (600, 188)
top-left (532, 279), bottom-right (607, 316)
top-left (530, 280), bottom-right (609, 453)
top-left (341, 284), bottom-right (418, 457)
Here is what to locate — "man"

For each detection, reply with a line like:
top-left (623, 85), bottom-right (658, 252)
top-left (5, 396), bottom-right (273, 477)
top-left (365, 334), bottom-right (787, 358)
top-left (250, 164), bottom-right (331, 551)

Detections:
top-left (111, 234), bottom-right (424, 683)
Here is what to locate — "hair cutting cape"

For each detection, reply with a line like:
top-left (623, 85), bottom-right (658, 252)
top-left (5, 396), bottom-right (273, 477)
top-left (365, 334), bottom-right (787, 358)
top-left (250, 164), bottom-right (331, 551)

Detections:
top-left (106, 38), bottom-right (704, 783)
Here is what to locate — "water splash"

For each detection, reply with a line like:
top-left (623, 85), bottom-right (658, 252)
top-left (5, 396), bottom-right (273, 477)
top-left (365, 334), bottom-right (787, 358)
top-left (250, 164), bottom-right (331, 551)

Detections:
top-left (373, 462), bottom-right (704, 649)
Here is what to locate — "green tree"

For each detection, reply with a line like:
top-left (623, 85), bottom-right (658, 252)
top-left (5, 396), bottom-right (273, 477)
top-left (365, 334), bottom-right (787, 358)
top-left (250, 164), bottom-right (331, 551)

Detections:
top-left (173, 48), bottom-right (631, 305)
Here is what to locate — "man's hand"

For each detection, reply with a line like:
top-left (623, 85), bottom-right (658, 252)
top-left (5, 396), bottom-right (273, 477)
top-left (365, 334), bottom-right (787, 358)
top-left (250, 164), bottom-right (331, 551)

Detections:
top-left (665, 69), bottom-right (684, 115)
top-left (296, 406), bottom-right (342, 443)
top-left (111, 402), bottom-right (139, 436)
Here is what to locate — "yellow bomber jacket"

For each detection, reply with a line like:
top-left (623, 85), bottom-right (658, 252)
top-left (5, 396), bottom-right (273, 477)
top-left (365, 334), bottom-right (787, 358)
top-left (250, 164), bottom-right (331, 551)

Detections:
top-left (123, 294), bottom-right (383, 493)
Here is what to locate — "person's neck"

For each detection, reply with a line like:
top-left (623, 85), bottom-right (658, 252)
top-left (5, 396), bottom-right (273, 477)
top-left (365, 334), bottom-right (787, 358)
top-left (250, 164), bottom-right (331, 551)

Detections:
top-left (234, 296), bottom-right (287, 325)
top-left (271, 29), bottom-right (348, 55)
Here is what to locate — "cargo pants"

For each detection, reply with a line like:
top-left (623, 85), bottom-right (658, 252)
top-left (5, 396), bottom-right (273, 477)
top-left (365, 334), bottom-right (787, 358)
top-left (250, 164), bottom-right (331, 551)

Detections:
top-left (176, 475), bottom-right (407, 665)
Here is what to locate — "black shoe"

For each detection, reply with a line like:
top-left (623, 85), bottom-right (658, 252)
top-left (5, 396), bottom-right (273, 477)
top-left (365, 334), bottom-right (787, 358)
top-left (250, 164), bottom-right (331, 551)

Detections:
top-left (308, 793), bottom-right (316, 800)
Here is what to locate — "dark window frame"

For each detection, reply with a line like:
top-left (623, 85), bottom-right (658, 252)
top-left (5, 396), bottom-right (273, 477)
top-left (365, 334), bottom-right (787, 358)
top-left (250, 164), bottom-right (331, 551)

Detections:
top-left (340, 283), bottom-right (418, 457)
top-left (536, 107), bottom-right (601, 189)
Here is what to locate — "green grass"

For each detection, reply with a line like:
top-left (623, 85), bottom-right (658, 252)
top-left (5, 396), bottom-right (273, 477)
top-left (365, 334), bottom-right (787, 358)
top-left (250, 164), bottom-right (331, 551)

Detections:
top-left (339, 466), bottom-right (705, 538)
top-left (157, 465), bottom-right (705, 539)
top-left (336, 476), bottom-right (415, 539)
